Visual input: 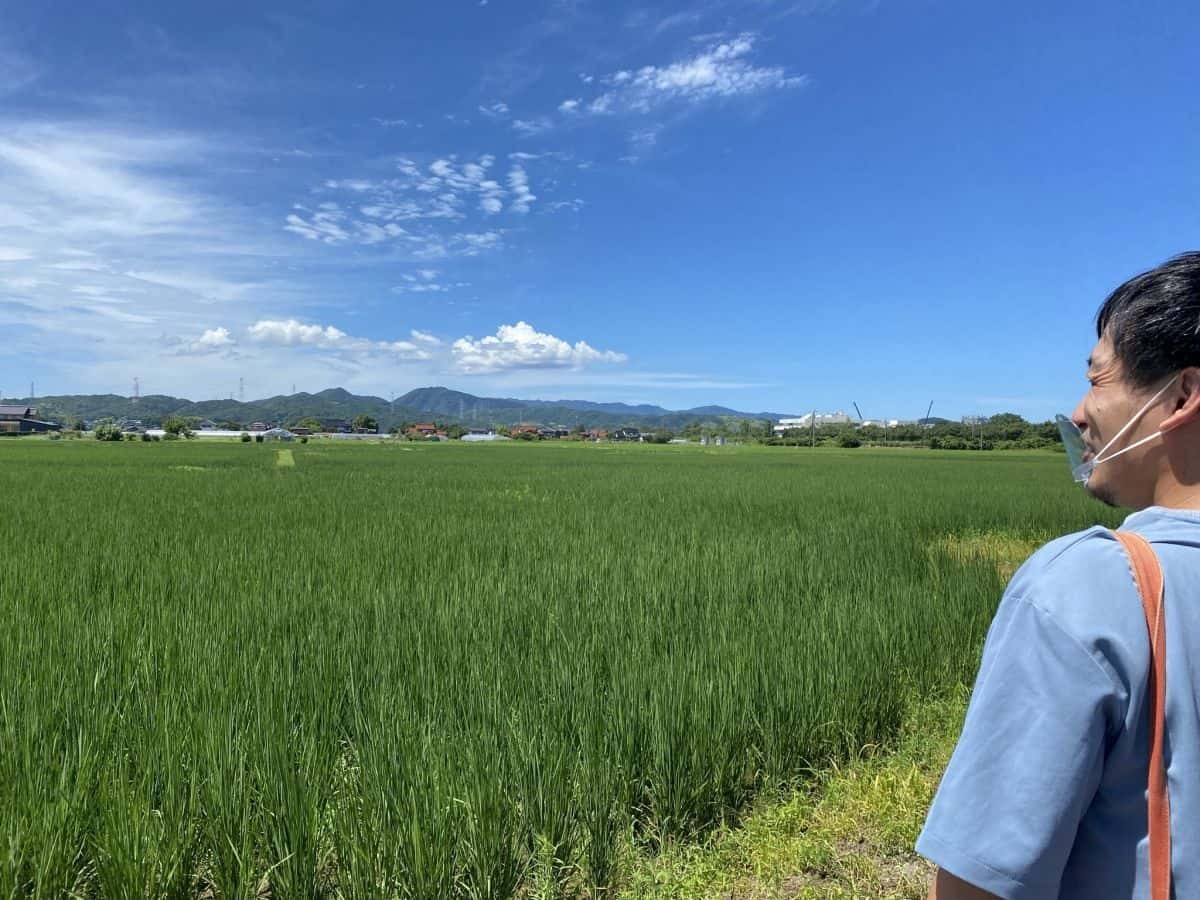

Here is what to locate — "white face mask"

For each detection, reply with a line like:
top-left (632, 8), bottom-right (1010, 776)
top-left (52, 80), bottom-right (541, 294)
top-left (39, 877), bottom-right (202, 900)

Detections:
top-left (1056, 374), bottom-right (1178, 484)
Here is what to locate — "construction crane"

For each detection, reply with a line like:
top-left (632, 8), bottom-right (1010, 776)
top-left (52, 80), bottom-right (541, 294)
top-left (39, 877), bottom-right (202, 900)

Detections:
top-left (924, 400), bottom-right (934, 425)
top-left (852, 402), bottom-right (865, 423)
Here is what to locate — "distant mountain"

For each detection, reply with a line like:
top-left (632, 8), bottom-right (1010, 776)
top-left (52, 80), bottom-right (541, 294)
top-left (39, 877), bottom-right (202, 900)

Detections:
top-left (396, 387), bottom-right (795, 424)
top-left (13, 386), bottom-right (797, 431)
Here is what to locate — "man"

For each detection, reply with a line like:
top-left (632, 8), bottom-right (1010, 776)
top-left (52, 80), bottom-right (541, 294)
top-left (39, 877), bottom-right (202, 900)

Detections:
top-left (918, 252), bottom-right (1200, 899)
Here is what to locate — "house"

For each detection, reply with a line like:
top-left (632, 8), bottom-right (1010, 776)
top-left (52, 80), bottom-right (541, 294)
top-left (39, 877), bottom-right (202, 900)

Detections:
top-left (261, 428), bottom-right (296, 441)
top-left (537, 428), bottom-right (569, 439)
top-left (585, 428), bottom-right (609, 442)
top-left (320, 419), bottom-right (352, 433)
top-left (248, 421), bottom-right (270, 431)
top-left (612, 428), bottom-right (641, 442)
top-left (0, 405), bottom-right (61, 435)
top-left (511, 424), bottom-right (540, 437)
top-left (407, 422), bottom-right (438, 437)
top-left (198, 419), bottom-right (220, 430)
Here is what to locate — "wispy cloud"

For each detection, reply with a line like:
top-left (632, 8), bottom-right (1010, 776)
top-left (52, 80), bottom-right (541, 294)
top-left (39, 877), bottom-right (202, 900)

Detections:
top-left (285, 153), bottom-right (532, 256)
top-left (452, 321), bottom-right (626, 373)
top-left (512, 117), bottom-right (554, 137)
top-left (507, 165), bottom-right (536, 214)
top-left (478, 101), bottom-right (510, 119)
top-left (393, 268), bottom-right (469, 294)
top-left (579, 33), bottom-right (805, 116)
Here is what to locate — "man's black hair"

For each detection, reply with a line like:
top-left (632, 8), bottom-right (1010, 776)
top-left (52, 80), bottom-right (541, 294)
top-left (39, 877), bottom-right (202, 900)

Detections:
top-left (1097, 251), bottom-right (1200, 389)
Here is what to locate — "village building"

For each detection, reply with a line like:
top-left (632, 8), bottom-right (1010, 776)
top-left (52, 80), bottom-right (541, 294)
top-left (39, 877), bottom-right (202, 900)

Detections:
top-left (0, 406), bottom-right (62, 435)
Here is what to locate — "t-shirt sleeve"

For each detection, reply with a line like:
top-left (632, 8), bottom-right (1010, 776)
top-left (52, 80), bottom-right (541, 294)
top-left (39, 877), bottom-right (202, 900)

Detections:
top-left (916, 592), bottom-right (1123, 899)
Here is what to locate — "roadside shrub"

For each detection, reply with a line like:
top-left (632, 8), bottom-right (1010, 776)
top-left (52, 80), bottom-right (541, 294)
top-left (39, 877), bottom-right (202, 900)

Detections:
top-left (94, 423), bottom-right (123, 441)
top-left (836, 434), bottom-right (862, 448)
top-left (254, 434), bottom-right (264, 443)
top-left (240, 433), bottom-right (252, 443)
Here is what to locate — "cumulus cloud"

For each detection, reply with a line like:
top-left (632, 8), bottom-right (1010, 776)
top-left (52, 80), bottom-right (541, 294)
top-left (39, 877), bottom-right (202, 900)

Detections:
top-left (247, 318), bottom-right (439, 359)
top-left (167, 326), bottom-right (237, 357)
top-left (248, 319), bottom-right (351, 348)
top-left (583, 33), bottom-right (805, 115)
top-left (195, 326), bottom-right (234, 348)
top-left (558, 98), bottom-right (581, 114)
top-left (451, 321), bottom-right (626, 373)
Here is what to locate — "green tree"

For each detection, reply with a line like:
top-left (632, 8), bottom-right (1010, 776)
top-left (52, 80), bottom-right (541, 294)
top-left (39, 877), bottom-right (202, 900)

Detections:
top-left (352, 414), bottom-right (378, 433)
top-left (94, 420), bottom-right (123, 441)
top-left (295, 417), bottom-right (323, 433)
top-left (162, 416), bottom-right (193, 438)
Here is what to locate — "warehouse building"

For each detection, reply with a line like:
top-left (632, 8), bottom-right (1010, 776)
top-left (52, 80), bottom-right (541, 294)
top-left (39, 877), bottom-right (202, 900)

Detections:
top-left (0, 405), bottom-right (62, 435)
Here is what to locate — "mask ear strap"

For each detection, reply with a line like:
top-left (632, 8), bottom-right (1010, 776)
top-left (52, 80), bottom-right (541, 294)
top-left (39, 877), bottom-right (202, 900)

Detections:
top-left (1093, 375), bottom-right (1179, 464)
top-left (1095, 428), bottom-right (1165, 465)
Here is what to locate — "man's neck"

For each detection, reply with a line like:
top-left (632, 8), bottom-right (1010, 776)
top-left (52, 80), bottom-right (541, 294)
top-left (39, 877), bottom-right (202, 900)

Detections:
top-left (1152, 481), bottom-right (1200, 510)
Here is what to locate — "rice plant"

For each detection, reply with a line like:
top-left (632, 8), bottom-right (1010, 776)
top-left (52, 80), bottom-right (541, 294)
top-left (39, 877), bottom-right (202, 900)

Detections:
top-left (0, 440), bottom-right (1120, 897)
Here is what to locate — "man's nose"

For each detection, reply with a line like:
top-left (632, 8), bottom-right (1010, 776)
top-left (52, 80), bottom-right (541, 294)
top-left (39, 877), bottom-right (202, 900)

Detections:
top-left (1070, 395), bottom-right (1088, 433)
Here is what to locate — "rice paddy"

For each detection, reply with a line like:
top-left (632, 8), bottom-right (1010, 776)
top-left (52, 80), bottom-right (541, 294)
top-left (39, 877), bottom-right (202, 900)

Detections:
top-left (0, 440), bottom-right (1121, 898)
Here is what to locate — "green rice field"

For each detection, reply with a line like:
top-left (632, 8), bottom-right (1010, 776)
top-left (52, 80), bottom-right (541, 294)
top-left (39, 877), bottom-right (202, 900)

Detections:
top-left (0, 440), bottom-right (1121, 898)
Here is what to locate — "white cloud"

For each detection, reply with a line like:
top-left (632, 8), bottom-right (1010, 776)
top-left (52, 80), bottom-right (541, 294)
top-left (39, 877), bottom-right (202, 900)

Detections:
top-left (196, 326), bottom-right (234, 348)
top-left (393, 269), bottom-right (469, 294)
top-left (584, 33), bottom-right (805, 116)
top-left (172, 326), bottom-right (237, 356)
top-left (248, 319), bottom-right (351, 348)
top-left (558, 98), bottom-right (581, 114)
top-left (451, 321), bottom-right (626, 373)
top-left (372, 117), bottom-right (410, 127)
top-left (507, 166), bottom-right (536, 214)
top-left (0, 246), bottom-right (33, 262)
top-left (512, 117), bottom-right (553, 137)
top-left (478, 102), bottom-right (510, 119)
top-left (247, 318), bottom-right (436, 359)
top-left (287, 154), bottom-right (519, 251)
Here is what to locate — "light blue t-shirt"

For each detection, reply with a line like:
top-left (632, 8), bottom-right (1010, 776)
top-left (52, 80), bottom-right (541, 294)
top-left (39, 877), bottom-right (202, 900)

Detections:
top-left (917, 506), bottom-right (1200, 899)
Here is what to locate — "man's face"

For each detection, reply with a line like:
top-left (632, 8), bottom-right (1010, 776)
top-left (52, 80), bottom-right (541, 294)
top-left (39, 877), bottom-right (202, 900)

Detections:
top-left (1070, 335), bottom-right (1164, 508)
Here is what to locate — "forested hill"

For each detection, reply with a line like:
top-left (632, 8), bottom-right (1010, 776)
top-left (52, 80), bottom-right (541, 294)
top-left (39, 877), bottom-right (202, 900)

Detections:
top-left (11, 386), bottom-right (797, 431)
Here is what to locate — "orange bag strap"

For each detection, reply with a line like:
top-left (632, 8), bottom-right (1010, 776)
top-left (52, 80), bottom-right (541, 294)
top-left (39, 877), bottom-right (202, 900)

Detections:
top-left (1115, 530), bottom-right (1171, 900)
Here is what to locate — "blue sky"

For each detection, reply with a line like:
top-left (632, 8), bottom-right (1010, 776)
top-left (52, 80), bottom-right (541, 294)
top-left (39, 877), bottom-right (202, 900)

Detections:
top-left (1, 0), bottom-right (1197, 420)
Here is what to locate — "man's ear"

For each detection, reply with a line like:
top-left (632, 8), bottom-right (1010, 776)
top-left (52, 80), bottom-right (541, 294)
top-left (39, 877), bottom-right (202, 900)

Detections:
top-left (1161, 368), bottom-right (1200, 433)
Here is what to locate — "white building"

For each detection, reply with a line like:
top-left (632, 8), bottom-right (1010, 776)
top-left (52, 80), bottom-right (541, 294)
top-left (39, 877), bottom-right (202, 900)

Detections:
top-left (773, 411), bottom-right (853, 434)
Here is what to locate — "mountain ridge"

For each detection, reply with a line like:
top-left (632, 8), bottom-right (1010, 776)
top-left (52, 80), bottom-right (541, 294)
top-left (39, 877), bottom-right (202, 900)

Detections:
top-left (10, 386), bottom-right (798, 431)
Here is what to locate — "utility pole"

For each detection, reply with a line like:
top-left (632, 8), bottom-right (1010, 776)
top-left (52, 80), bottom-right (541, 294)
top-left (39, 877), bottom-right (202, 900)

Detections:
top-left (239, 377), bottom-right (244, 404)
top-left (133, 377), bottom-right (140, 403)
top-left (811, 409), bottom-right (816, 448)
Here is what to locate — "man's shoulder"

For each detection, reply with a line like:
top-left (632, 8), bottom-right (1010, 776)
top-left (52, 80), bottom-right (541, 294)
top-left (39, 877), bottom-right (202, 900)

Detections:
top-left (1002, 525), bottom-right (1144, 671)
top-left (1009, 526), bottom-right (1122, 592)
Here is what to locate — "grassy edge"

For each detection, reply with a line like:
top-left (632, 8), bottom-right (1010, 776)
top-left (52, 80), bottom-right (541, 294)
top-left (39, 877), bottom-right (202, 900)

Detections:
top-left (613, 686), bottom-right (970, 900)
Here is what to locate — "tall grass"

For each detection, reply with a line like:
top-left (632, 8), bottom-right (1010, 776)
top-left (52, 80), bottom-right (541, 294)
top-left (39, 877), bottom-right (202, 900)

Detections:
top-left (0, 441), bottom-right (1120, 897)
